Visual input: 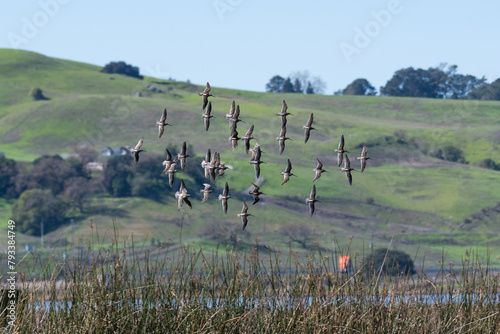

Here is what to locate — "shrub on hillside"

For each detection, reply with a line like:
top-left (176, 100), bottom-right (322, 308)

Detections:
top-left (431, 145), bottom-right (467, 163)
top-left (29, 87), bottom-right (48, 101)
top-left (368, 248), bottom-right (415, 276)
top-left (101, 61), bottom-right (143, 79)
top-left (476, 158), bottom-right (500, 171)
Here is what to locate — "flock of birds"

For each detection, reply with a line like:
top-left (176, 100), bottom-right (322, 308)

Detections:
top-left (129, 82), bottom-right (371, 231)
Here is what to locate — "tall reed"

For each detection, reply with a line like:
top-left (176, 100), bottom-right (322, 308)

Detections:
top-left (2, 224), bottom-right (500, 333)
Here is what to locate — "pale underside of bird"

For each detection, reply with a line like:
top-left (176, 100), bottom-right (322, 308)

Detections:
top-left (313, 158), bottom-right (327, 182)
top-left (249, 182), bottom-right (264, 205)
top-left (335, 134), bottom-right (349, 167)
top-left (237, 200), bottom-right (252, 230)
top-left (241, 124), bottom-right (255, 154)
top-left (218, 181), bottom-right (231, 214)
top-left (355, 145), bottom-right (370, 172)
top-left (302, 113), bottom-right (315, 143)
top-left (281, 158), bottom-right (294, 185)
top-left (305, 184), bottom-right (319, 217)
top-left (175, 180), bottom-right (192, 211)
top-left (132, 137), bottom-right (144, 165)
top-left (340, 154), bottom-right (355, 186)
top-left (178, 141), bottom-right (191, 170)
top-left (202, 101), bottom-right (214, 131)
top-left (198, 82), bottom-right (213, 110)
top-left (201, 148), bottom-right (211, 177)
top-left (200, 183), bottom-right (213, 203)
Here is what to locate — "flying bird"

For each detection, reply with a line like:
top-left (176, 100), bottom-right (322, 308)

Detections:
top-left (276, 126), bottom-right (291, 155)
top-left (206, 151), bottom-right (220, 182)
top-left (237, 200), bottom-right (252, 230)
top-left (302, 113), bottom-right (315, 143)
top-left (166, 156), bottom-right (179, 187)
top-left (200, 183), bottom-right (213, 203)
top-left (305, 184), bottom-right (320, 217)
top-left (198, 82), bottom-right (213, 110)
top-left (131, 137), bottom-right (144, 165)
top-left (340, 155), bottom-right (355, 186)
top-left (218, 161), bottom-right (228, 177)
top-left (178, 141), bottom-right (191, 170)
top-left (228, 104), bottom-right (244, 132)
top-left (241, 125), bottom-right (255, 154)
top-left (355, 145), bottom-right (370, 172)
top-left (162, 148), bottom-right (174, 174)
top-left (249, 183), bottom-right (264, 205)
top-left (175, 180), bottom-right (192, 211)
top-left (313, 158), bottom-right (327, 182)
top-left (335, 135), bottom-right (349, 167)
top-left (225, 100), bottom-right (236, 120)
top-left (229, 130), bottom-right (240, 151)
top-left (281, 159), bottom-right (295, 185)
top-left (276, 100), bottom-right (292, 127)
top-left (201, 149), bottom-right (211, 179)
top-left (155, 108), bottom-right (171, 138)
top-left (249, 143), bottom-right (264, 179)
top-left (218, 181), bottom-right (231, 214)
top-left (202, 101), bottom-right (214, 131)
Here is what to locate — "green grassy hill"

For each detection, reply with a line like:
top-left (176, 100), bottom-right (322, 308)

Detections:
top-left (1, 49), bottom-right (500, 265)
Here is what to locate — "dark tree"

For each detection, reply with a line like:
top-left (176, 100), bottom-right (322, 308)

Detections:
top-left (0, 156), bottom-right (18, 198)
top-left (293, 78), bottom-right (303, 94)
top-left (63, 177), bottom-right (92, 213)
top-left (342, 78), bottom-right (377, 96)
top-left (103, 155), bottom-right (133, 197)
top-left (15, 155), bottom-right (87, 196)
top-left (281, 77), bottom-right (295, 93)
top-left (11, 189), bottom-right (68, 236)
top-left (381, 64), bottom-right (485, 99)
top-left (476, 158), bottom-right (500, 171)
top-left (443, 65), bottom-right (486, 99)
top-left (306, 82), bottom-right (314, 94)
top-left (279, 223), bottom-right (312, 249)
top-left (131, 153), bottom-right (169, 199)
top-left (265, 75), bottom-right (285, 93)
top-left (369, 248), bottom-right (415, 276)
top-left (101, 61), bottom-right (143, 79)
top-left (380, 66), bottom-right (446, 98)
top-left (468, 78), bottom-right (500, 100)
top-left (431, 145), bottom-right (467, 164)
top-left (29, 87), bottom-right (48, 101)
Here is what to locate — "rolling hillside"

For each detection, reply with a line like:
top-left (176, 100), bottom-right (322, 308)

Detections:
top-left (1, 49), bottom-right (500, 264)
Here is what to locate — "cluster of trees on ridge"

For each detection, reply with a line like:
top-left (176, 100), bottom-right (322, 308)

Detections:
top-left (266, 64), bottom-right (500, 101)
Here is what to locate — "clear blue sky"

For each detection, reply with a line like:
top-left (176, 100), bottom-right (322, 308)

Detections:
top-left (1, 0), bottom-right (499, 93)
